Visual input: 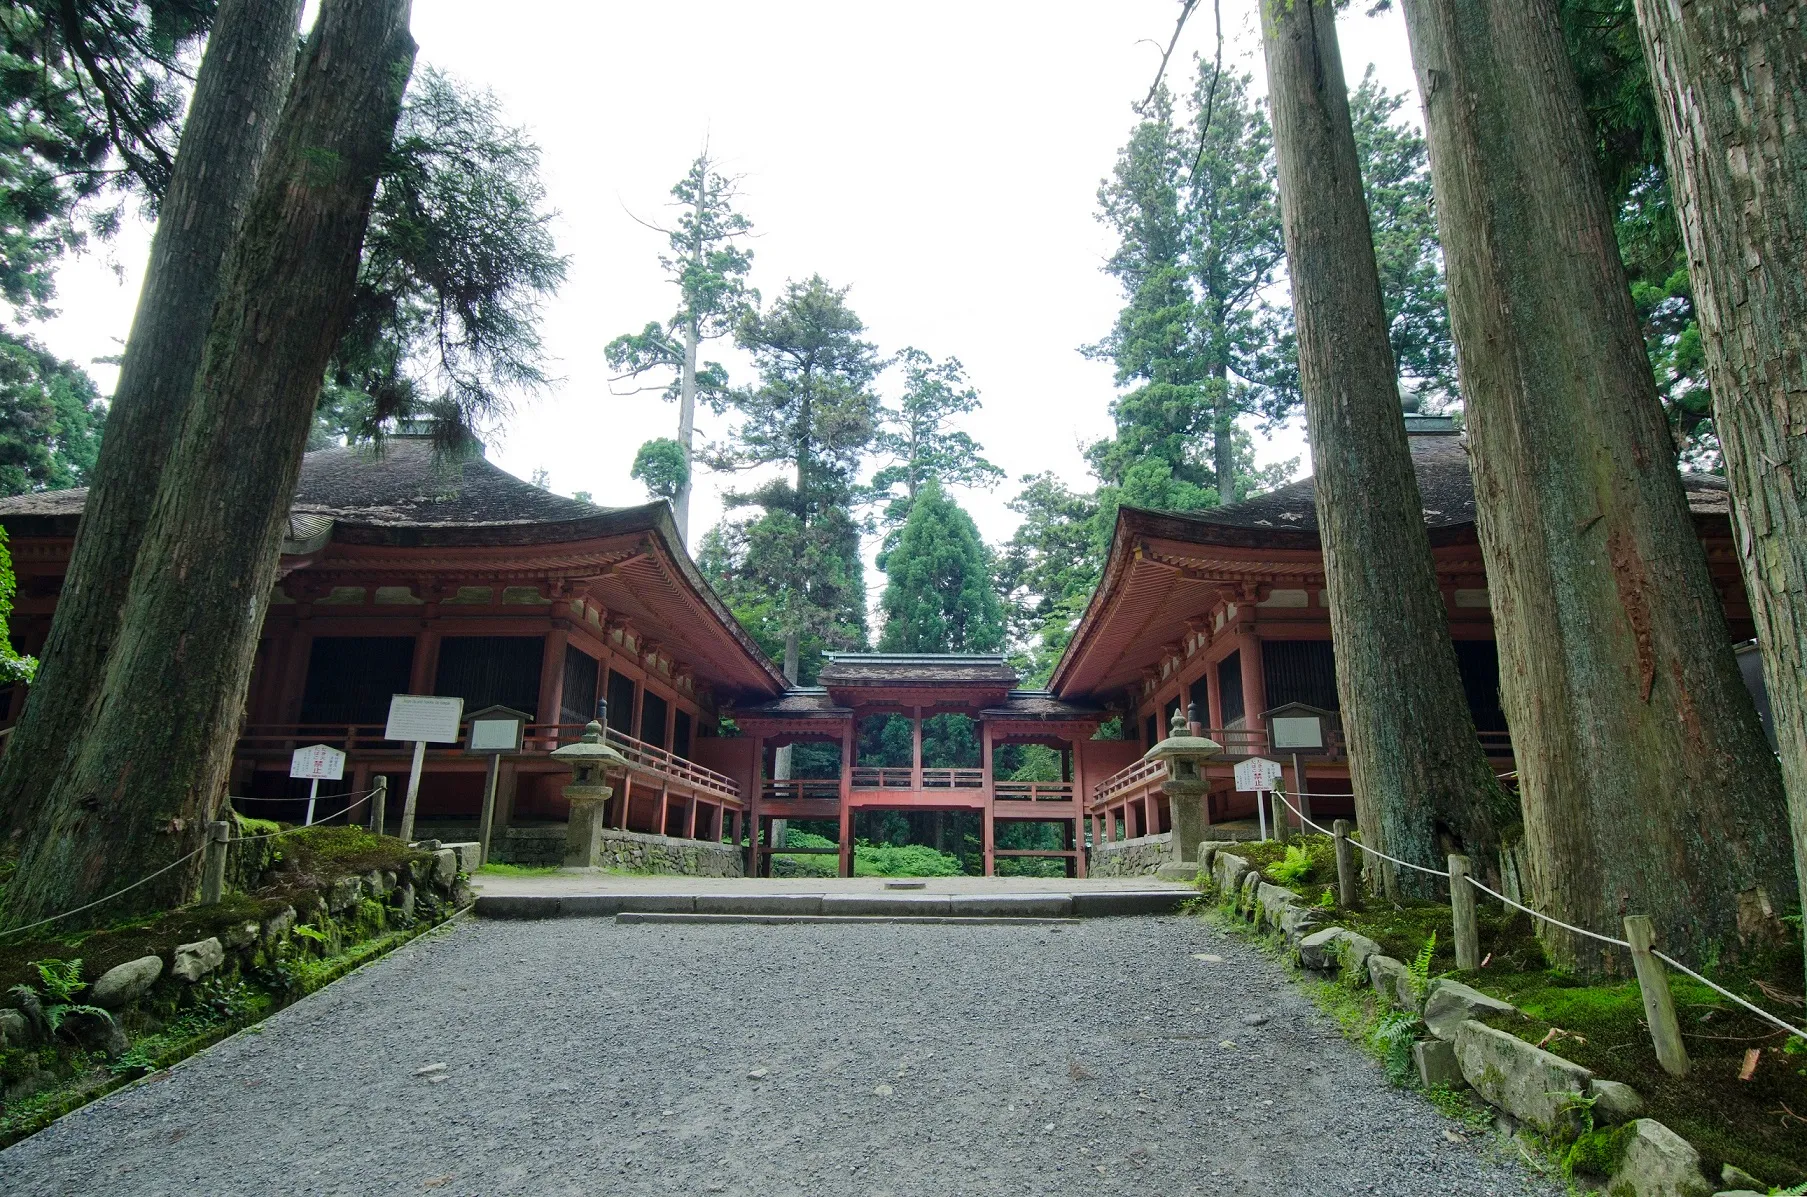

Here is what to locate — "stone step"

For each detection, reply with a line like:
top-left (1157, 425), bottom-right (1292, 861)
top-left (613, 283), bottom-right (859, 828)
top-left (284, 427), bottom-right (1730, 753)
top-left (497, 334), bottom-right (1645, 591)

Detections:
top-left (474, 889), bottom-right (1191, 921)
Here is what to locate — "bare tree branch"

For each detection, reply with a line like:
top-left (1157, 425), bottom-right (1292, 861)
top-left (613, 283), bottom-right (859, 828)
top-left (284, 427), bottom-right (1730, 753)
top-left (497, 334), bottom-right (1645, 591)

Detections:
top-left (1138, 0), bottom-right (1201, 114)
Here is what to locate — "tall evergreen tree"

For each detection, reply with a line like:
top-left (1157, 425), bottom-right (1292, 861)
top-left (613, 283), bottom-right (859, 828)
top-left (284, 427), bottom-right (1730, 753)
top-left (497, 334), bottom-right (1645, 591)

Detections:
top-left (0, 0), bottom-right (302, 839)
top-left (4, 0), bottom-right (417, 929)
top-left (606, 153), bottom-right (755, 543)
top-left (868, 348), bottom-right (1001, 542)
top-left (995, 473), bottom-right (1102, 685)
top-left (1088, 66), bottom-right (1290, 509)
top-left (878, 480), bottom-right (1004, 655)
top-left (1628, 0), bottom-right (1807, 972)
top-left (1261, 0), bottom-right (1518, 896)
top-left (0, 333), bottom-right (104, 494)
top-left (701, 276), bottom-right (880, 686)
top-left (1399, 0), bottom-right (1793, 969)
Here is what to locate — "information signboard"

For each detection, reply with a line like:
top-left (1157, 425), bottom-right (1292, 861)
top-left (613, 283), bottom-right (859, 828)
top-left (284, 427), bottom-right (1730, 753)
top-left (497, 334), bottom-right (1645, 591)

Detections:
top-left (385, 695), bottom-right (464, 744)
top-left (1234, 756), bottom-right (1284, 792)
top-left (1270, 716), bottom-right (1324, 751)
top-left (289, 744), bottom-right (346, 780)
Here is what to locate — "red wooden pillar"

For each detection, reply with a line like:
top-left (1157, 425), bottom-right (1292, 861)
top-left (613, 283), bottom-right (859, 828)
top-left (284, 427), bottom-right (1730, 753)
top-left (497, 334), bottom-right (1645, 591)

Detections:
top-left (1238, 631), bottom-right (1267, 734)
top-left (685, 792), bottom-right (699, 840)
top-left (537, 628), bottom-right (568, 727)
top-left (408, 627), bottom-right (439, 696)
top-left (983, 716), bottom-right (997, 878)
top-left (911, 705), bottom-right (923, 791)
top-left (747, 734), bottom-right (764, 876)
top-left (1073, 811), bottom-right (1088, 879)
top-left (1205, 652), bottom-right (1225, 729)
top-left (838, 719), bottom-right (855, 878)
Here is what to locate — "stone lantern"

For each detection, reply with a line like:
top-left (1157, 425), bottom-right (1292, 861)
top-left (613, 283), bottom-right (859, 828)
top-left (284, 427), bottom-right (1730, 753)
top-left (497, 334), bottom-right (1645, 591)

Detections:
top-left (1144, 705), bottom-right (1222, 864)
top-left (550, 720), bottom-right (629, 868)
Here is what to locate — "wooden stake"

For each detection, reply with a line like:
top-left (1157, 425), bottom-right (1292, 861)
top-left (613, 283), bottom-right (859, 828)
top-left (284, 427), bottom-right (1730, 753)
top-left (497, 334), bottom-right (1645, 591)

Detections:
top-left (476, 754), bottom-right (501, 867)
top-left (398, 739), bottom-right (426, 843)
top-left (200, 820), bottom-right (231, 905)
top-left (1334, 818), bottom-right (1358, 908)
top-left (1624, 915), bottom-right (1690, 1077)
top-left (368, 774), bottom-right (387, 836)
top-left (1271, 791), bottom-right (1290, 844)
top-left (1448, 854), bottom-right (1479, 970)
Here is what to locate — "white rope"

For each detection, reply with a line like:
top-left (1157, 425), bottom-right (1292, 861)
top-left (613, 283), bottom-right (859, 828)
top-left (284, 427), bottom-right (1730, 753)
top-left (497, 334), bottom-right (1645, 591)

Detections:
top-left (1653, 949), bottom-right (1807, 1044)
top-left (1273, 789), bottom-right (1450, 878)
top-left (0, 844), bottom-right (207, 940)
top-left (230, 789), bottom-right (376, 840)
top-left (1267, 792), bottom-right (1805, 1044)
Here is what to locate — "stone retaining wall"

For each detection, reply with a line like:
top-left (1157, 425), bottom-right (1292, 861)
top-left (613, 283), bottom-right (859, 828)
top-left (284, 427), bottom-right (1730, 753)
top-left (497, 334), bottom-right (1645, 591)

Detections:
top-left (1192, 843), bottom-right (1752, 1197)
top-left (589, 828), bottom-right (744, 877)
top-left (1087, 833), bottom-right (1172, 876)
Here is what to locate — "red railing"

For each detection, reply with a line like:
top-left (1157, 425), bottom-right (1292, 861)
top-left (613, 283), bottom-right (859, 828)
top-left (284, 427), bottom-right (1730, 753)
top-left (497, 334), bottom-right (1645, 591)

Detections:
top-left (992, 780), bottom-right (1075, 802)
top-left (1092, 757), bottom-right (1167, 810)
top-left (234, 720), bottom-right (742, 805)
top-left (761, 778), bottom-right (842, 803)
top-left (850, 766), bottom-right (913, 789)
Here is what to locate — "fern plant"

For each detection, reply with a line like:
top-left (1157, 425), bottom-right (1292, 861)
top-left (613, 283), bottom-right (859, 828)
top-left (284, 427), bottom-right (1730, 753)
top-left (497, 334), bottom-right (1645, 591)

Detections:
top-left (13, 958), bottom-right (109, 1036)
top-left (1370, 1010), bottom-right (1420, 1084)
top-left (1408, 932), bottom-right (1438, 1003)
top-left (1270, 843), bottom-right (1313, 884)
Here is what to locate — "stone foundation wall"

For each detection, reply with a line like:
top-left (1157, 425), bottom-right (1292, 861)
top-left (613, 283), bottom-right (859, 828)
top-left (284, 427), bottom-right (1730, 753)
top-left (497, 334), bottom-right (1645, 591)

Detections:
top-left (589, 828), bottom-right (744, 877)
top-left (1087, 833), bottom-right (1172, 876)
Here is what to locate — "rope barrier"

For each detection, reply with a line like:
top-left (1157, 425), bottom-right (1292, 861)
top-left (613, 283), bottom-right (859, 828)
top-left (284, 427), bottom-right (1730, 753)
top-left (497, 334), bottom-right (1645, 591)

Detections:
top-left (1264, 790), bottom-right (1806, 1044)
top-left (229, 789), bottom-right (376, 840)
top-left (0, 789), bottom-right (382, 941)
top-left (0, 845), bottom-right (206, 941)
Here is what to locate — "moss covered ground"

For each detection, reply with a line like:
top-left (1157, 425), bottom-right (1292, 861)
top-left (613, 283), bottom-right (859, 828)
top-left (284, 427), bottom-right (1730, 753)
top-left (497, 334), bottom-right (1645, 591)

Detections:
top-left (1212, 834), bottom-right (1807, 1188)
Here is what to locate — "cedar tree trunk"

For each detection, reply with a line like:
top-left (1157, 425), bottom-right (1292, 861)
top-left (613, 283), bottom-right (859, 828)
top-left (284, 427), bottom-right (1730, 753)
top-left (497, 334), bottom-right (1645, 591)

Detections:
top-left (1399, 0), bottom-right (1795, 971)
top-left (2, 0), bottom-right (417, 929)
top-left (0, 0), bottom-right (302, 837)
top-left (1630, 0), bottom-right (1807, 959)
top-left (1260, 0), bottom-right (1517, 899)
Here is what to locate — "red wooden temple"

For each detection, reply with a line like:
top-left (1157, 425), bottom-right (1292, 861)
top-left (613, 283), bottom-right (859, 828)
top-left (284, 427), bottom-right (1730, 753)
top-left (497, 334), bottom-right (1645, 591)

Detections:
top-left (0, 416), bottom-right (1760, 873)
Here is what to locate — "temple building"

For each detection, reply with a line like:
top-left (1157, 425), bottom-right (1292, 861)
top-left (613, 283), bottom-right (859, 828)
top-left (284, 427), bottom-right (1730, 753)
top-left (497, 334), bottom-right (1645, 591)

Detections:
top-left (0, 416), bottom-right (1757, 874)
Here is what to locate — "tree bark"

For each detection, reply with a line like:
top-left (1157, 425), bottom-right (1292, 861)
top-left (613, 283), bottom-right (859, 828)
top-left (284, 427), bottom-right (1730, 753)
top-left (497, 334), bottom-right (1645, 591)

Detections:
top-left (1399, 0), bottom-right (1794, 970)
top-left (1260, 0), bottom-right (1517, 899)
top-left (1629, 0), bottom-right (1807, 966)
top-left (2, 0), bottom-right (417, 929)
top-left (675, 316), bottom-right (698, 546)
top-left (0, 0), bottom-right (302, 837)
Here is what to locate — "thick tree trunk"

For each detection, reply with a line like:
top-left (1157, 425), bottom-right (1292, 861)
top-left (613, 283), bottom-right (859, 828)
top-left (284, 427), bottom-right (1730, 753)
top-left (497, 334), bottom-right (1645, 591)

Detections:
top-left (1260, 0), bottom-right (1517, 899)
top-left (770, 630), bottom-right (801, 847)
top-left (2, 0), bottom-right (416, 930)
top-left (1210, 359), bottom-right (1234, 503)
top-left (675, 317), bottom-right (698, 546)
top-left (1399, 0), bottom-right (1794, 970)
top-left (1630, 0), bottom-right (1807, 963)
top-left (0, 0), bottom-right (302, 838)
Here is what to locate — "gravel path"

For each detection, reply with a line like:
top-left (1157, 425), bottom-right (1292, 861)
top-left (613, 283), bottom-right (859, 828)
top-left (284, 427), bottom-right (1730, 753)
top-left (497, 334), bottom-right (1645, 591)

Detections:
top-left (1, 914), bottom-right (1562, 1197)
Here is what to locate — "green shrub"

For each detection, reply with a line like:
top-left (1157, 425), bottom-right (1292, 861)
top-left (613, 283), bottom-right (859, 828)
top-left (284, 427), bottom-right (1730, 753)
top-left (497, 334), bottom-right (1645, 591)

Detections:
top-left (1270, 843), bottom-right (1313, 884)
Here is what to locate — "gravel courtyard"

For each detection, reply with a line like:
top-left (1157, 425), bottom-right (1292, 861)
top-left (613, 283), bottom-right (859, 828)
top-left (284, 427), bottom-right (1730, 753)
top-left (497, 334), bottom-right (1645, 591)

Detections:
top-left (0, 914), bottom-right (1562, 1197)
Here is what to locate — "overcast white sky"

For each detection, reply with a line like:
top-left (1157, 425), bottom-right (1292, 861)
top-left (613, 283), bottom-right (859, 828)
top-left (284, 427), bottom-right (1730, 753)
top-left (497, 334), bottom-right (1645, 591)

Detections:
top-left (34, 1), bottom-right (1420, 579)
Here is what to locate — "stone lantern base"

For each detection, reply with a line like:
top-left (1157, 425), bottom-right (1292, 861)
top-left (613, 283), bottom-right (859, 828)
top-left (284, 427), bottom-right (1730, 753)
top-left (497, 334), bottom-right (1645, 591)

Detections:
top-left (1164, 778), bottom-right (1211, 863)
top-left (564, 783), bottom-right (615, 867)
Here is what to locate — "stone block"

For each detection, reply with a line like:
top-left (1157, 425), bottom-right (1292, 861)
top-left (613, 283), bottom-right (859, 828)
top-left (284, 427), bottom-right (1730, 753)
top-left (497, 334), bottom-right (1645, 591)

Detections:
top-left (1278, 903), bottom-right (1321, 942)
top-left (948, 894), bottom-right (1073, 918)
top-left (1368, 954), bottom-right (1416, 1010)
top-left (431, 848), bottom-right (459, 886)
top-left (89, 955), bottom-right (163, 1009)
top-left (564, 793), bottom-right (610, 867)
top-left (1198, 843), bottom-right (1221, 873)
top-left (262, 905), bottom-right (296, 944)
top-left (1255, 882), bottom-right (1301, 931)
top-left (1719, 1164), bottom-right (1765, 1192)
top-left (1422, 978), bottom-right (1518, 1041)
top-left (0, 1007), bottom-right (29, 1046)
top-left (1590, 1078), bottom-right (1645, 1125)
top-left (62, 1007), bottom-right (128, 1057)
top-left (693, 894), bottom-right (824, 917)
top-left (1413, 1038), bottom-right (1466, 1090)
top-left (1298, 927), bottom-right (1348, 971)
top-left (1607, 1119), bottom-right (1712, 1197)
top-left (441, 842), bottom-right (482, 873)
top-left (1214, 852), bottom-right (1251, 900)
top-left (1239, 868), bottom-right (1262, 916)
top-left (1155, 861), bottom-right (1203, 882)
top-left (1166, 782), bottom-right (1210, 862)
top-left (326, 874), bottom-right (364, 914)
top-left (1069, 890), bottom-right (1188, 917)
top-left (820, 894), bottom-right (955, 918)
top-left (171, 937), bottom-right (225, 983)
top-left (1453, 1019), bottom-right (1593, 1134)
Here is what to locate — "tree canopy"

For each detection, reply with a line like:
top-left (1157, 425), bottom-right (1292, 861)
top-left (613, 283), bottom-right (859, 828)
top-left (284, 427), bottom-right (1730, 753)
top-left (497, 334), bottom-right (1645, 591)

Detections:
top-left (868, 348), bottom-right (1000, 541)
top-left (0, 330), bottom-right (103, 494)
top-left (877, 480), bottom-right (1004, 655)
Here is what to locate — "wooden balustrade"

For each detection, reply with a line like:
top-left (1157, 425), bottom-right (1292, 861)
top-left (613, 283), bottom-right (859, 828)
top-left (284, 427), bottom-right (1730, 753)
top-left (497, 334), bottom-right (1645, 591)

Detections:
top-left (991, 780), bottom-right (1074, 801)
top-left (761, 778), bottom-right (842, 803)
top-left (850, 766), bottom-right (915, 789)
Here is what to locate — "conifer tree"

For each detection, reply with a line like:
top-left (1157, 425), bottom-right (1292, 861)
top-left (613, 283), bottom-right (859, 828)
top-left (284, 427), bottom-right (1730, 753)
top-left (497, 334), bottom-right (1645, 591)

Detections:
top-left (702, 276), bottom-right (880, 686)
top-left (878, 480), bottom-right (1005, 655)
top-left (607, 153), bottom-right (755, 544)
top-left (869, 348), bottom-right (1001, 542)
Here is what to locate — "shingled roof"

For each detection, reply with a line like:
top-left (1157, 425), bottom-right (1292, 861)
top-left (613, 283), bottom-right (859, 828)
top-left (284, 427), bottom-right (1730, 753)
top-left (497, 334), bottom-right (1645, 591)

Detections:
top-left (816, 653), bottom-right (1021, 687)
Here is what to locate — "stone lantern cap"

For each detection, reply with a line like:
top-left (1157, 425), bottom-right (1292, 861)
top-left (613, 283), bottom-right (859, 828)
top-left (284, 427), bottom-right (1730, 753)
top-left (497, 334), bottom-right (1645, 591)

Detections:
top-left (1144, 734), bottom-right (1223, 762)
top-left (550, 720), bottom-right (629, 768)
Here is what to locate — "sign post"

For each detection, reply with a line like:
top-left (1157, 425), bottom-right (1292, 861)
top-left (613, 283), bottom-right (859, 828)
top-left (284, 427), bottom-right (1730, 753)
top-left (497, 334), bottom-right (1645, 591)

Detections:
top-left (1234, 756), bottom-right (1283, 842)
top-left (1263, 703), bottom-right (1333, 833)
top-left (289, 744), bottom-right (346, 826)
top-left (385, 695), bottom-right (464, 843)
top-left (465, 704), bottom-right (530, 867)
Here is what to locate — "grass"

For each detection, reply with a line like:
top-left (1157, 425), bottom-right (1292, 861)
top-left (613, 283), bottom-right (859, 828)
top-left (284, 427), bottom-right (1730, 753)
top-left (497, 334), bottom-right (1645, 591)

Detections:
top-left (771, 832), bottom-right (966, 878)
top-left (1208, 833), bottom-right (1807, 1188)
top-left (475, 862), bottom-right (563, 877)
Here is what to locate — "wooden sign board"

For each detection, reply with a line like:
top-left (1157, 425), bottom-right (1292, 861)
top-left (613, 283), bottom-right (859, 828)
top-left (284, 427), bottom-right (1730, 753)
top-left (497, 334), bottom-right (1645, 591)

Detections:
top-left (385, 694), bottom-right (464, 744)
top-left (290, 743), bottom-right (346, 780)
top-left (1270, 716), bottom-right (1324, 751)
top-left (1234, 757), bottom-right (1283, 792)
top-left (466, 704), bottom-right (531, 755)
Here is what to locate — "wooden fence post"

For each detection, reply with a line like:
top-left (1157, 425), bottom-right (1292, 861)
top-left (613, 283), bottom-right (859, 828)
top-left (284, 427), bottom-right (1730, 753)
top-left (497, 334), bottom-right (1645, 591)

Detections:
top-left (1448, 854), bottom-right (1480, 970)
top-left (1333, 819), bottom-right (1358, 908)
top-left (200, 820), bottom-right (231, 905)
top-left (1271, 791), bottom-right (1291, 844)
top-left (1624, 915), bottom-right (1690, 1077)
top-left (368, 775), bottom-right (388, 836)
